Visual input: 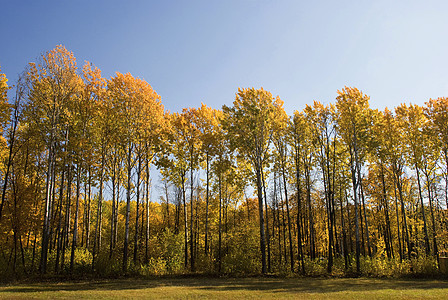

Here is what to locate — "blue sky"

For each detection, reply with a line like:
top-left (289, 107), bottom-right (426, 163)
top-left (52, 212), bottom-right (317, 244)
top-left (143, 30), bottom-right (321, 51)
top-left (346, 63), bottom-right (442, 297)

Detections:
top-left (1, 0), bottom-right (448, 115)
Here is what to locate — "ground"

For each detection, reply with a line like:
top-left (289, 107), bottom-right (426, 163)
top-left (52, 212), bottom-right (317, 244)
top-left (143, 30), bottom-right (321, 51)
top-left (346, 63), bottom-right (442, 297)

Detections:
top-left (1, 277), bottom-right (448, 299)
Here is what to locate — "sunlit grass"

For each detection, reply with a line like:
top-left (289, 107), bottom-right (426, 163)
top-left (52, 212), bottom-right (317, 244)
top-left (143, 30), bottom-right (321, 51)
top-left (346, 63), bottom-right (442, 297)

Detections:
top-left (1, 277), bottom-right (448, 299)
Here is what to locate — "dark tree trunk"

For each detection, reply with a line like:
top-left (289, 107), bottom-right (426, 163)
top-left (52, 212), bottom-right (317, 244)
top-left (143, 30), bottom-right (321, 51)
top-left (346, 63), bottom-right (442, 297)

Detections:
top-left (134, 154), bottom-right (142, 263)
top-left (256, 163), bottom-right (267, 274)
top-left (261, 168), bottom-right (272, 273)
top-left (70, 166), bottom-right (82, 272)
top-left (123, 143), bottom-right (133, 272)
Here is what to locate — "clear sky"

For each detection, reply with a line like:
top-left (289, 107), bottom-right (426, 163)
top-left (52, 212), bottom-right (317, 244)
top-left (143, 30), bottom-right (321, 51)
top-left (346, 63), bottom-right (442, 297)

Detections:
top-left (1, 0), bottom-right (448, 114)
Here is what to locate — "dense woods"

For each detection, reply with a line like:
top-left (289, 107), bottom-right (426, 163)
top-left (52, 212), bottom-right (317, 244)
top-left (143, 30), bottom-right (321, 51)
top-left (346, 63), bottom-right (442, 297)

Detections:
top-left (0, 46), bottom-right (447, 277)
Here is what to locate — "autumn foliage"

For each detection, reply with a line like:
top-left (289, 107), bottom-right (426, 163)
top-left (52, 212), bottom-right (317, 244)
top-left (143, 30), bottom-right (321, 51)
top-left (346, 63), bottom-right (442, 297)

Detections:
top-left (0, 46), bottom-right (447, 278)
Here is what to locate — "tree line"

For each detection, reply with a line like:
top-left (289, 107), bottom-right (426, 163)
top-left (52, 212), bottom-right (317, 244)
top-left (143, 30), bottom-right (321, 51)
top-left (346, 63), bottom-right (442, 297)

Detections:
top-left (0, 45), bottom-right (447, 277)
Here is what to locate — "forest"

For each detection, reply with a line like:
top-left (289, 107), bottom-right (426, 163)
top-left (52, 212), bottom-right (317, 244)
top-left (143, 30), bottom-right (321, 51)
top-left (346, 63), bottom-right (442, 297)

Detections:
top-left (0, 45), bottom-right (447, 278)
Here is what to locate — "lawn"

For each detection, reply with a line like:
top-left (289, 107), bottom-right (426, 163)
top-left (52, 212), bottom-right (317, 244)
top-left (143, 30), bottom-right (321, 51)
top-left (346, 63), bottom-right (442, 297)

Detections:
top-left (1, 277), bottom-right (447, 299)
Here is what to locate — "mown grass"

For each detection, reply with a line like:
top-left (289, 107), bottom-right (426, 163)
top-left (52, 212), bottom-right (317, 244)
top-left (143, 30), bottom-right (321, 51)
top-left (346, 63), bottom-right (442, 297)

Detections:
top-left (1, 277), bottom-right (448, 299)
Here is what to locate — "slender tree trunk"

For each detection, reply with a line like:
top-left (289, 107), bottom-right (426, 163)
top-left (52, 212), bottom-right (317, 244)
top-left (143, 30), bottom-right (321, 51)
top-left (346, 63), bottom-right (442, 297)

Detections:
top-left (70, 166), bottom-right (82, 272)
top-left (415, 165), bottom-right (431, 255)
top-left (55, 164), bottom-right (65, 273)
top-left (218, 172), bottom-right (222, 273)
top-left (189, 150), bottom-right (195, 272)
top-left (393, 174), bottom-right (403, 262)
top-left (85, 167), bottom-right (92, 250)
top-left (92, 151), bottom-right (105, 270)
top-left (323, 167), bottom-right (334, 272)
top-left (134, 154), bottom-right (142, 263)
top-left (261, 167), bottom-right (271, 273)
top-left (281, 159), bottom-right (294, 272)
top-left (49, 168), bottom-right (57, 253)
top-left (256, 162), bottom-right (267, 274)
top-left (273, 173), bottom-right (281, 266)
top-left (395, 165), bottom-right (411, 259)
top-left (205, 153), bottom-right (210, 256)
top-left (123, 143), bottom-right (133, 272)
top-left (279, 180), bottom-right (288, 265)
top-left (357, 176), bottom-right (371, 259)
top-left (423, 166), bottom-right (439, 264)
top-left (305, 165), bottom-right (316, 260)
top-left (380, 164), bottom-right (392, 259)
top-left (295, 146), bottom-right (305, 274)
top-left (0, 119), bottom-right (18, 223)
top-left (181, 171), bottom-right (188, 269)
top-left (350, 153), bottom-right (361, 274)
top-left (339, 180), bottom-right (349, 269)
top-left (39, 142), bottom-right (55, 274)
top-left (110, 156), bottom-right (117, 259)
top-left (145, 158), bottom-right (150, 264)
top-left (61, 164), bottom-right (72, 271)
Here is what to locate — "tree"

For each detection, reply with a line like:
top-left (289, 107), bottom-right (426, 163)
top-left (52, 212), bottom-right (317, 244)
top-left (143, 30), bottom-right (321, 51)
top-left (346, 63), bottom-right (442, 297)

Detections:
top-left (290, 110), bottom-right (310, 273)
top-left (272, 103), bottom-right (294, 272)
top-left (78, 62), bottom-right (107, 270)
top-left (335, 86), bottom-right (372, 273)
top-left (396, 104), bottom-right (432, 257)
top-left (107, 72), bottom-right (162, 271)
top-left (24, 45), bottom-right (83, 273)
top-left (424, 97), bottom-right (448, 226)
top-left (191, 104), bottom-right (223, 256)
top-left (0, 66), bottom-right (12, 222)
top-left (380, 108), bottom-right (411, 261)
top-left (223, 87), bottom-right (283, 274)
top-left (158, 112), bottom-right (190, 270)
top-left (305, 101), bottom-right (338, 272)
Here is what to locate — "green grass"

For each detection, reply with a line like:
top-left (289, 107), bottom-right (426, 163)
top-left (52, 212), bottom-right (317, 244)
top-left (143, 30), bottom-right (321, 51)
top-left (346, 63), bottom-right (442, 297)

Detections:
top-left (1, 277), bottom-right (448, 299)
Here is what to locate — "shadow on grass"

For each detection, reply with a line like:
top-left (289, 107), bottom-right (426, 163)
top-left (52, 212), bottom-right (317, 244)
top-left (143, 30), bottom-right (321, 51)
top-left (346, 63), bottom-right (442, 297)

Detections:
top-left (2, 277), bottom-right (448, 295)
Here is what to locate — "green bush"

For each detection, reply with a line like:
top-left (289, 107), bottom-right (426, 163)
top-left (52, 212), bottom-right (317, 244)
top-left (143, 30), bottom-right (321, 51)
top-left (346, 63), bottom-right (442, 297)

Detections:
top-left (302, 257), bottom-right (327, 276)
top-left (222, 226), bottom-right (260, 274)
top-left (158, 229), bottom-right (184, 274)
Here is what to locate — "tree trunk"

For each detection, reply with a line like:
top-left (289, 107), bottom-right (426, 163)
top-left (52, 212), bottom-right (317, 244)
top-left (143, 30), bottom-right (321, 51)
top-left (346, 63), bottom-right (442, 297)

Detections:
top-left (423, 166), bottom-right (439, 264)
top-left (205, 153), bottom-right (210, 255)
top-left (39, 143), bottom-right (55, 274)
top-left (256, 163), bottom-right (267, 274)
top-left (85, 167), bottom-right (92, 250)
top-left (415, 165), bottom-right (431, 255)
top-left (134, 154), bottom-right (142, 263)
top-left (358, 176), bottom-right (372, 257)
top-left (123, 143), bottom-right (133, 272)
top-left (181, 171), bottom-right (188, 269)
top-left (70, 166), bottom-right (82, 272)
top-left (145, 158), bottom-right (150, 264)
top-left (380, 163), bottom-right (393, 259)
top-left (55, 164), bottom-right (66, 273)
top-left (281, 159), bottom-right (294, 272)
top-left (395, 164), bottom-right (411, 259)
top-left (295, 146), bottom-right (305, 274)
top-left (189, 151), bottom-right (195, 272)
top-left (261, 168), bottom-right (271, 273)
top-left (218, 173), bottom-right (222, 273)
top-left (61, 164), bottom-right (72, 271)
top-left (92, 150), bottom-right (105, 270)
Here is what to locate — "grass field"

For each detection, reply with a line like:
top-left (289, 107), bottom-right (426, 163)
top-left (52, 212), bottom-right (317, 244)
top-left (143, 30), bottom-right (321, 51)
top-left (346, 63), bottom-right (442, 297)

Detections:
top-left (1, 277), bottom-right (448, 299)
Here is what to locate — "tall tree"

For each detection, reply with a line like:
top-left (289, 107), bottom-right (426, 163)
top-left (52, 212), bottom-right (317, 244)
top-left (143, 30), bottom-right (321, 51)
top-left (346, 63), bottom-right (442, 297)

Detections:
top-left (305, 101), bottom-right (338, 272)
top-left (107, 72), bottom-right (162, 271)
top-left (424, 97), bottom-right (448, 210)
top-left (0, 67), bottom-right (13, 222)
top-left (223, 87), bottom-right (283, 274)
top-left (272, 103), bottom-right (294, 272)
top-left (396, 104), bottom-right (431, 256)
top-left (335, 86), bottom-right (372, 273)
top-left (192, 104), bottom-right (222, 256)
top-left (24, 45), bottom-right (82, 273)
